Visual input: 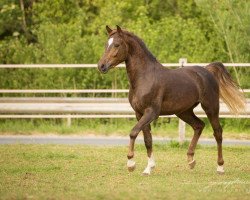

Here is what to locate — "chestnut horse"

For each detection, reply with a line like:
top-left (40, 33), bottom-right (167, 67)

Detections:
top-left (98, 25), bottom-right (245, 175)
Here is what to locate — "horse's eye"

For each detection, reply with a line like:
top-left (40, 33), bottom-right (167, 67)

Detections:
top-left (114, 43), bottom-right (120, 48)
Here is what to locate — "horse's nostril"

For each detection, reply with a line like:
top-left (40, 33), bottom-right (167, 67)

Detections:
top-left (98, 63), bottom-right (110, 73)
top-left (98, 63), bottom-right (108, 73)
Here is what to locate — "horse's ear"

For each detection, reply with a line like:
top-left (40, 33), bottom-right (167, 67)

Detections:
top-left (116, 25), bottom-right (123, 35)
top-left (106, 25), bottom-right (112, 34)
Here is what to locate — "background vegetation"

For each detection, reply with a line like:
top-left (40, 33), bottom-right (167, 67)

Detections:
top-left (0, 2), bottom-right (249, 198)
top-left (0, 0), bottom-right (249, 136)
top-left (0, 0), bottom-right (249, 89)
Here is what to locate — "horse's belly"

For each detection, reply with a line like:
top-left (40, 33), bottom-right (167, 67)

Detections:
top-left (160, 105), bottom-right (183, 115)
top-left (160, 96), bottom-right (199, 115)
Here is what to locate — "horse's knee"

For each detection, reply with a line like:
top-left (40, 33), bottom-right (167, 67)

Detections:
top-left (129, 129), bottom-right (139, 140)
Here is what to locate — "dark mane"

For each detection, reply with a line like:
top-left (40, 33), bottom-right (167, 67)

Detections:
top-left (111, 30), bottom-right (157, 62)
top-left (124, 31), bottom-right (157, 62)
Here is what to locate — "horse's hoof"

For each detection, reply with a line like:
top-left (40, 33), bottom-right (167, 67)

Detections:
top-left (217, 165), bottom-right (224, 174)
top-left (127, 159), bottom-right (136, 172)
top-left (142, 171), bottom-right (150, 176)
top-left (217, 171), bottom-right (224, 175)
top-left (188, 159), bottom-right (196, 169)
top-left (142, 167), bottom-right (151, 176)
top-left (128, 165), bottom-right (136, 172)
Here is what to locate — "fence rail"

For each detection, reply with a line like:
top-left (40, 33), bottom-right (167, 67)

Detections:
top-left (1, 63), bottom-right (250, 68)
top-left (1, 61), bottom-right (249, 143)
top-left (0, 89), bottom-right (249, 93)
top-left (0, 102), bottom-right (249, 116)
top-left (0, 89), bottom-right (130, 93)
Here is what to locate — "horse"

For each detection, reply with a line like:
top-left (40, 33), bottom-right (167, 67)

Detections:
top-left (97, 25), bottom-right (246, 175)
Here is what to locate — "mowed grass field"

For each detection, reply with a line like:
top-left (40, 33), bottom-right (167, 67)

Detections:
top-left (0, 144), bottom-right (249, 200)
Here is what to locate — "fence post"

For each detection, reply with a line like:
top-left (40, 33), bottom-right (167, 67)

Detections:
top-left (178, 119), bottom-right (186, 144)
top-left (178, 58), bottom-right (187, 144)
top-left (66, 115), bottom-right (71, 127)
top-left (179, 58), bottom-right (187, 67)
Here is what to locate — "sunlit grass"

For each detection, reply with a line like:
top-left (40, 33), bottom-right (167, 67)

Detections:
top-left (0, 144), bottom-right (249, 199)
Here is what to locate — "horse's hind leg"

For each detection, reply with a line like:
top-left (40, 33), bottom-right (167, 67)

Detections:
top-left (177, 109), bottom-right (205, 169)
top-left (142, 124), bottom-right (155, 175)
top-left (201, 103), bottom-right (224, 174)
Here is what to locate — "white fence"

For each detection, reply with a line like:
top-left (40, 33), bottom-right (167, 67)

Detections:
top-left (1, 63), bottom-right (250, 68)
top-left (0, 60), bottom-right (249, 142)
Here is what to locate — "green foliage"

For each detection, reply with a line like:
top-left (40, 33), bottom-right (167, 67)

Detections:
top-left (0, 1), bottom-right (22, 37)
top-left (0, 0), bottom-right (249, 90)
top-left (196, 0), bottom-right (250, 63)
top-left (0, 1), bottom-right (249, 136)
top-left (196, 0), bottom-right (250, 85)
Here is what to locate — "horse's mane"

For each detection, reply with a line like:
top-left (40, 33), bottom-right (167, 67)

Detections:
top-left (110, 29), bottom-right (157, 62)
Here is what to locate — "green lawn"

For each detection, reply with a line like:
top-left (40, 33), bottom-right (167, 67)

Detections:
top-left (0, 144), bottom-right (249, 199)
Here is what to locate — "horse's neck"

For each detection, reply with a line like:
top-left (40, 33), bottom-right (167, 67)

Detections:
top-left (125, 41), bottom-right (162, 88)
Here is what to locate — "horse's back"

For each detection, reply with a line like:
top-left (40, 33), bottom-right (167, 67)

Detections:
top-left (174, 66), bottom-right (219, 93)
top-left (159, 66), bottom-right (219, 115)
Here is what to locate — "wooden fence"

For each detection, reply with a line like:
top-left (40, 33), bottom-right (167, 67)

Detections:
top-left (0, 59), bottom-right (249, 142)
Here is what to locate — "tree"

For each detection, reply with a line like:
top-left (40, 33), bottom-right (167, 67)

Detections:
top-left (196, 0), bottom-right (250, 85)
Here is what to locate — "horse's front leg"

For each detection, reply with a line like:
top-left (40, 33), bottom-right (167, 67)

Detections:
top-left (127, 108), bottom-right (157, 172)
top-left (142, 124), bottom-right (155, 175)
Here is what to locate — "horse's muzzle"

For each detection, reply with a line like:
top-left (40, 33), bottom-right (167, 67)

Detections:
top-left (98, 63), bottom-right (111, 74)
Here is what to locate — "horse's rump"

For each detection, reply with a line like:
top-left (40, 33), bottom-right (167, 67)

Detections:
top-left (205, 62), bottom-right (246, 114)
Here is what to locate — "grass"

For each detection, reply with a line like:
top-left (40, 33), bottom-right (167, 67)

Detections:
top-left (0, 144), bottom-right (249, 199)
top-left (0, 118), bottom-right (249, 139)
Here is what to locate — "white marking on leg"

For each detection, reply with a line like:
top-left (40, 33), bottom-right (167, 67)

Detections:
top-left (217, 165), bottom-right (224, 174)
top-left (188, 159), bottom-right (195, 165)
top-left (188, 159), bottom-right (196, 169)
top-left (107, 38), bottom-right (113, 49)
top-left (127, 159), bottom-right (136, 168)
top-left (143, 154), bottom-right (156, 175)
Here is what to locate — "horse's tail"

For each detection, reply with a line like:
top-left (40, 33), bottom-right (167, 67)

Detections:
top-left (205, 62), bottom-right (246, 114)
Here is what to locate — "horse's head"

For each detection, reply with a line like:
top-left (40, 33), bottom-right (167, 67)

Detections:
top-left (98, 25), bottom-right (128, 73)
